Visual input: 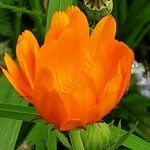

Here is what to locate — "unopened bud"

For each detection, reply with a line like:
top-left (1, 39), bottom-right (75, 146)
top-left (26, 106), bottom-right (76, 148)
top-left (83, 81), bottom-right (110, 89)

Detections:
top-left (84, 0), bottom-right (113, 20)
top-left (80, 122), bottom-right (111, 150)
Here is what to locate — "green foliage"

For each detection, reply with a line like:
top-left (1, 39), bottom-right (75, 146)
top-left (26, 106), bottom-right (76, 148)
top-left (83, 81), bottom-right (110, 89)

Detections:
top-left (26, 121), bottom-right (56, 150)
top-left (29, 0), bottom-right (44, 43)
top-left (79, 122), bottom-right (111, 150)
top-left (55, 129), bottom-right (71, 149)
top-left (0, 103), bottom-right (38, 121)
top-left (110, 125), bottom-right (150, 150)
top-left (0, 11), bottom-right (13, 37)
top-left (109, 93), bottom-right (150, 142)
top-left (112, 0), bottom-right (150, 49)
top-left (0, 77), bottom-right (27, 150)
top-left (69, 129), bottom-right (85, 150)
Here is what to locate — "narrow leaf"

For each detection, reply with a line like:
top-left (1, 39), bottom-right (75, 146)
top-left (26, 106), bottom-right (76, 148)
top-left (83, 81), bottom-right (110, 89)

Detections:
top-left (46, 128), bottom-right (57, 150)
top-left (0, 103), bottom-right (39, 121)
top-left (69, 129), bottom-right (85, 150)
top-left (0, 77), bottom-right (27, 150)
top-left (110, 125), bottom-right (150, 150)
top-left (55, 129), bottom-right (71, 149)
top-left (26, 120), bottom-right (54, 150)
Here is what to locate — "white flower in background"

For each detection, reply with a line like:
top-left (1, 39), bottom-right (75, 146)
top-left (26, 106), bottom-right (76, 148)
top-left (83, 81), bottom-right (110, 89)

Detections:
top-left (132, 61), bottom-right (150, 99)
top-left (132, 61), bottom-right (145, 78)
top-left (141, 89), bottom-right (150, 99)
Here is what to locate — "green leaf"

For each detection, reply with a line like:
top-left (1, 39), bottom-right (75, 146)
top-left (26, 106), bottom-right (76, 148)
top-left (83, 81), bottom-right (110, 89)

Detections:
top-left (26, 120), bottom-right (47, 150)
top-left (55, 129), bottom-right (71, 149)
top-left (111, 94), bottom-right (150, 141)
top-left (46, 128), bottom-right (57, 150)
top-left (109, 122), bottom-right (138, 150)
top-left (0, 10), bottom-right (13, 37)
top-left (0, 77), bottom-right (27, 150)
top-left (132, 25), bottom-right (150, 48)
top-left (112, 0), bottom-right (127, 31)
top-left (0, 103), bottom-right (39, 121)
top-left (122, 3), bottom-right (150, 47)
top-left (112, 0), bottom-right (150, 49)
top-left (73, 0), bottom-right (78, 5)
top-left (45, 0), bottom-right (73, 33)
top-left (69, 129), bottom-right (85, 150)
top-left (128, 0), bottom-right (147, 20)
top-left (26, 121), bottom-right (56, 150)
top-left (122, 94), bottom-right (150, 125)
top-left (110, 125), bottom-right (150, 150)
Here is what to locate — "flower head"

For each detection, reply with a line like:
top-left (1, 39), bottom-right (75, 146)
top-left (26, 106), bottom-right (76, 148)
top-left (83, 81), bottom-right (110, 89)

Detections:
top-left (1, 6), bottom-right (134, 131)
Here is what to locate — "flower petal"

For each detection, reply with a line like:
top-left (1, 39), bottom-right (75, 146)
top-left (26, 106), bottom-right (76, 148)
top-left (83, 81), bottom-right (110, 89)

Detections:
top-left (60, 119), bottom-right (84, 131)
top-left (117, 42), bottom-right (134, 78)
top-left (66, 6), bottom-right (89, 46)
top-left (3, 53), bottom-right (32, 101)
top-left (58, 80), bottom-right (96, 123)
top-left (65, 6), bottom-right (79, 17)
top-left (16, 30), bottom-right (39, 88)
top-left (96, 42), bottom-right (134, 118)
top-left (115, 42), bottom-right (134, 102)
top-left (45, 6), bottom-right (89, 47)
top-left (34, 90), bottom-right (68, 128)
top-left (85, 107), bottom-right (100, 124)
top-left (59, 93), bottom-right (82, 119)
top-left (89, 15), bottom-right (116, 58)
top-left (91, 40), bottom-right (131, 99)
top-left (1, 68), bottom-right (31, 101)
top-left (32, 69), bottom-right (68, 127)
top-left (39, 29), bottom-right (84, 79)
top-left (45, 11), bottom-right (69, 42)
top-left (4, 53), bottom-right (30, 89)
top-left (98, 69), bottom-right (124, 118)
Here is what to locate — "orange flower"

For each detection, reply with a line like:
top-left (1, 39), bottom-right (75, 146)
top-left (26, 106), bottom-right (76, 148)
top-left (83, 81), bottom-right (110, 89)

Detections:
top-left (1, 6), bottom-right (134, 131)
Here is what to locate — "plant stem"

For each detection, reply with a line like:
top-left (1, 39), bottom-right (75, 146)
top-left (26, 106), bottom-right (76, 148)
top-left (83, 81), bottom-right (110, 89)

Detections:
top-left (0, 2), bottom-right (46, 18)
top-left (12, 1), bottom-right (23, 54)
top-left (29, 0), bottom-right (44, 43)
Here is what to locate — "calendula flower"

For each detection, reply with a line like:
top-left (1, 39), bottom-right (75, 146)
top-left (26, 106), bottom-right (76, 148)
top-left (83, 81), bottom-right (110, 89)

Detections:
top-left (1, 6), bottom-right (134, 131)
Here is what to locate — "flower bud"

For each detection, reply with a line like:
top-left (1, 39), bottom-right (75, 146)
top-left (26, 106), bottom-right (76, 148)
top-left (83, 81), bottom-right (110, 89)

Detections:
top-left (80, 122), bottom-right (111, 150)
top-left (84, 0), bottom-right (113, 20)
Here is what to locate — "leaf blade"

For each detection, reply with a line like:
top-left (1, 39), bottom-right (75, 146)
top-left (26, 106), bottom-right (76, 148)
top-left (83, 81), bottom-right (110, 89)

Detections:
top-left (110, 125), bottom-right (150, 150)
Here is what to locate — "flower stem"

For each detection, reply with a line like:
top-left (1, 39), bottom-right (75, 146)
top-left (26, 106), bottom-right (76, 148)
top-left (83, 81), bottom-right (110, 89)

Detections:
top-left (0, 2), bottom-right (46, 18)
top-left (29, 0), bottom-right (44, 43)
top-left (12, 1), bottom-right (23, 54)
